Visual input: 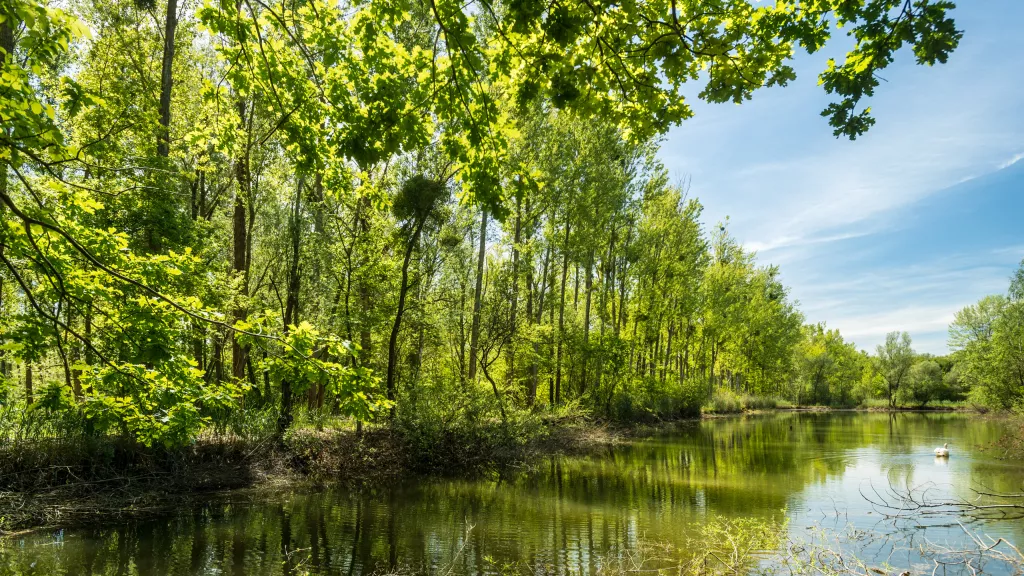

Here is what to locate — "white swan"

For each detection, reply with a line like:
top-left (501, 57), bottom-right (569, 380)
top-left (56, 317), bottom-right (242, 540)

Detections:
top-left (934, 442), bottom-right (950, 457)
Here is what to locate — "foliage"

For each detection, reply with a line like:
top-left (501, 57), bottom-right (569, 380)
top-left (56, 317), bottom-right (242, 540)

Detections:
top-left (0, 0), bottom-right (967, 449)
top-left (949, 261), bottom-right (1024, 410)
top-left (875, 331), bottom-right (915, 409)
top-left (793, 323), bottom-right (865, 407)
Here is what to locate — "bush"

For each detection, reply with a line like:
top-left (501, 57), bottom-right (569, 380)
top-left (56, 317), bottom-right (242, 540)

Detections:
top-left (605, 376), bottom-right (705, 421)
top-left (706, 388), bottom-right (743, 414)
top-left (742, 395), bottom-right (777, 410)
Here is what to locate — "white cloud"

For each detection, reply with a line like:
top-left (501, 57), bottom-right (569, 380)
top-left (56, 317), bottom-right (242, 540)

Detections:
top-left (827, 305), bottom-right (956, 341)
top-left (997, 152), bottom-right (1024, 170)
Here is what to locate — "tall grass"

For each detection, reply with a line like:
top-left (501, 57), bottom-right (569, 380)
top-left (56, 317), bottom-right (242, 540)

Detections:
top-left (706, 388), bottom-right (743, 414)
top-left (704, 389), bottom-right (780, 413)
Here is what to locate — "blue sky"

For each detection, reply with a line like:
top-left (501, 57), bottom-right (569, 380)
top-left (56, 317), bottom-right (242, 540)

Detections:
top-left (657, 0), bottom-right (1024, 355)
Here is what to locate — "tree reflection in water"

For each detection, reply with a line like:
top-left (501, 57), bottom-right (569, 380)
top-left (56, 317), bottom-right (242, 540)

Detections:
top-left (1, 413), bottom-right (1020, 576)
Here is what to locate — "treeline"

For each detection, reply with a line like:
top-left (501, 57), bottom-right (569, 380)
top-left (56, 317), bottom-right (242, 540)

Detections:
top-left (0, 0), bottom-right (965, 446)
top-left (782, 262), bottom-right (1024, 412)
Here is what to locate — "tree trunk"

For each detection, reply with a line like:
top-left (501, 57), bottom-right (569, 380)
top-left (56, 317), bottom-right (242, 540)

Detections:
top-left (356, 198), bottom-right (373, 365)
top-left (662, 322), bottom-right (673, 384)
top-left (231, 100), bottom-right (251, 382)
top-left (467, 209), bottom-right (487, 382)
top-left (385, 220), bottom-right (425, 417)
top-left (25, 364), bottom-right (33, 405)
top-left (506, 198), bottom-right (521, 387)
top-left (0, 21), bottom-right (12, 381)
top-left (581, 249), bottom-right (594, 393)
top-left (548, 239), bottom-right (556, 407)
top-left (156, 0), bottom-right (178, 157)
top-left (527, 238), bottom-right (550, 407)
top-left (278, 176), bottom-right (303, 436)
top-left (70, 309), bottom-right (82, 399)
top-left (0, 277), bottom-right (6, 380)
top-left (554, 221), bottom-right (570, 405)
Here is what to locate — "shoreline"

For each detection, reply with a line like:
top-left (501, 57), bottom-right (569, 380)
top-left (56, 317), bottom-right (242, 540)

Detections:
top-left (0, 407), bottom-right (987, 537)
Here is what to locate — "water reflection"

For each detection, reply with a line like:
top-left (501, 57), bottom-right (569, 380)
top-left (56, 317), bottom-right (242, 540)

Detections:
top-left (1, 413), bottom-right (1020, 575)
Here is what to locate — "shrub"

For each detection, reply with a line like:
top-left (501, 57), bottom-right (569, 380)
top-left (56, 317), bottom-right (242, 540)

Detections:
top-left (742, 395), bottom-right (777, 410)
top-left (706, 388), bottom-right (743, 414)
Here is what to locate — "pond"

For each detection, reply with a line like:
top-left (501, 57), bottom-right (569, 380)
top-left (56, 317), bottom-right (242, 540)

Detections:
top-left (2, 412), bottom-right (1022, 575)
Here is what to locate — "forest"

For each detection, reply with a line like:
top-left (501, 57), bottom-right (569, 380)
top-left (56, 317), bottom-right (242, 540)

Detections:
top-left (3, 0), bottom-right (1018, 462)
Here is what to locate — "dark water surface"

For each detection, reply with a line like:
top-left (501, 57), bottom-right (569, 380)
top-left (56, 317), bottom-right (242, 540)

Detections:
top-left (2, 413), bottom-right (1021, 575)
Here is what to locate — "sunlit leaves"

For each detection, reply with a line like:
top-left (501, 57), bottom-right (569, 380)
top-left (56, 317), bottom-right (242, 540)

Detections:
top-left (236, 317), bottom-right (392, 422)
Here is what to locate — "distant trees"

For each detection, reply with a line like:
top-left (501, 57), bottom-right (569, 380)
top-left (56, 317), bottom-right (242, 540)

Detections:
top-left (876, 332), bottom-right (915, 409)
top-left (902, 359), bottom-right (942, 407)
top-left (793, 324), bottom-right (864, 407)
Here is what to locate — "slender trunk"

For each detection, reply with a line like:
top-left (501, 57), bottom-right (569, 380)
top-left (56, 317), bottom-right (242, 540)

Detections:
top-left (214, 336), bottom-right (224, 383)
top-left (618, 224), bottom-right (632, 333)
top-left (506, 198), bottom-right (521, 386)
top-left (156, 0), bottom-right (178, 157)
top-left (0, 277), bottom-right (6, 379)
top-left (555, 222), bottom-right (570, 405)
top-left (0, 20), bottom-right (12, 207)
top-left (192, 322), bottom-right (204, 376)
top-left (468, 210), bottom-right (487, 382)
top-left (629, 309), bottom-right (638, 375)
top-left (385, 220), bottom-right (425, 416)
top-left (25, 364), bottom-right (33, 405)
top-left (573, 263), bottom-right (579, 310)
top-left (84, 309), bottom-right (93, 365)
top-left (662, 322), bottom-right (673, 384)
top-left (355, 198), bottom-right (373, 365)
top-left (70, 308), bottom-right (82, 399)
top-left (278, 176), bottom-right (303, 436)
top-left (606, 228), bottom-right (616, 336)
top-left (0, 20), bottom-right (11, 382)
top-left (312, 173), bottom-right (325, 234)
top-left (709, 341), bottom-right (718, 395)
top-left (527, 237), bottom-right (549, 406)
top-left (651, 331), bottom-right (660, 379)
top-left (458, 271), bottom-right (467, 383)
top-left (231, 100), bottom-right (251, 382)
top-left (548, 238), bottom-right (556, 407)
top-left (682, 320), bottom-right (691, 381)
top-left (190, 170), bottom-right (202, 220)
top-left (581, 249), bottom-right (594, 394)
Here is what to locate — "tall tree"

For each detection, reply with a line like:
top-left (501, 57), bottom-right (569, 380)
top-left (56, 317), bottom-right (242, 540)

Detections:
top-left (877, 331), bottom-right (915, 409)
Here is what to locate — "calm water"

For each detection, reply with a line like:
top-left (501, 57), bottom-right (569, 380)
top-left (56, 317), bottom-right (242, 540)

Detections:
top-left (2, 413), bottom-right (1022, 575)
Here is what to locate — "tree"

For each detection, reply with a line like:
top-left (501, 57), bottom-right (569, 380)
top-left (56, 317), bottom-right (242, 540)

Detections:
top-left (876, 331), bottom-right (915, 409)
top-left (902, 359), bottom-right (942, 407)
top-left (950, 262), bottom-right (1024, 409)
top-left (793, 324), bottom-right (863, 406)
top-left (385, 175), bottom-right (449, 412)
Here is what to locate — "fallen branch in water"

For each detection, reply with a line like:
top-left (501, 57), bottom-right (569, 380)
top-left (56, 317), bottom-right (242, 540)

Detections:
top-left (860, 480), bottom-right (1024, 525)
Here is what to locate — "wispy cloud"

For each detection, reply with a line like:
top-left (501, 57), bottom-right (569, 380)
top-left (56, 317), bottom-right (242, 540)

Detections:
top-left (997, 152), bottom-right (1024, 170)
top-left (793, 254), bottom-right (1019, 353)
top-left (746, 230), bottom-right (875, 256)
top-left (827, 305), bottom-right (957, 341)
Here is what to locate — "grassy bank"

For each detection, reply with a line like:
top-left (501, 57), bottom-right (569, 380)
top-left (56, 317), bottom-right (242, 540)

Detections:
top-left (700, 387), bottom-right (977, 415)
top-left (0, 411), bottom-right (630, 535)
